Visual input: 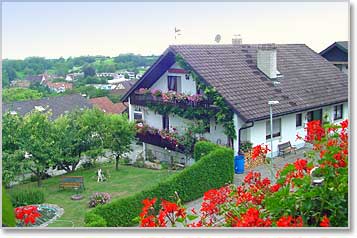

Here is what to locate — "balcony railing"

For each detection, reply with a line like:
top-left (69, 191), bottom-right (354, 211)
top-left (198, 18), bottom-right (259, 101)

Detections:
top-left (130, 92), bottom-right (214, 109)
top-left (136, 131), bottom-right (189, 154)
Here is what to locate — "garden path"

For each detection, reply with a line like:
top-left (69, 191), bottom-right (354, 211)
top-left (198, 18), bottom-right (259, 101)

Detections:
top-left (185, 147), bottom-right (311, 218)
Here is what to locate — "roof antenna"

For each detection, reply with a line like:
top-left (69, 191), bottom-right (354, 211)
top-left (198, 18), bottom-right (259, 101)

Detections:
top-left (215, 34), bottom-right (221, 43)
top-left (174, 27), bottom-right (182, 41)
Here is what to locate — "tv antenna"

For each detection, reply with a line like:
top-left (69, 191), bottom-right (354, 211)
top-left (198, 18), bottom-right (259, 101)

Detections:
top-left (174, 27), bottom-right (182, 40)
top-left (214, 34), bottom-right (221, 43)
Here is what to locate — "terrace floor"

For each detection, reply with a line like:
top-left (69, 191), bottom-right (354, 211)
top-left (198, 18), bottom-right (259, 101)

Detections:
top-left (185, 147), bottom-right (312, 217)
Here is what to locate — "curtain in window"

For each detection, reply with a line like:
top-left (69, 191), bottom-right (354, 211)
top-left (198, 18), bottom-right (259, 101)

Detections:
top-left (266, 118), bottom-right (281, 139)
top-left (168, 76), bottom-right (177, 91)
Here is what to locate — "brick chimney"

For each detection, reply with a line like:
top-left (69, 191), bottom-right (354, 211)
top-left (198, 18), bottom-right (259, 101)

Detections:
top-left (257, 44), bottom-right (277, 79)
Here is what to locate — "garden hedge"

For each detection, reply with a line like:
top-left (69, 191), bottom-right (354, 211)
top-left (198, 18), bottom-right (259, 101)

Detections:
top-left (85, 142), bottom-right (234, 227)
top-left (193, 140), bottom-right (219, 161)
top-left (2, 188), bottom-right (16, 227)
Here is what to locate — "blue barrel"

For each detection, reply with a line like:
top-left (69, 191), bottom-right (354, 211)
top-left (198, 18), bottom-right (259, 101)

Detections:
top-left (234, 155), bottom-right (245, 174)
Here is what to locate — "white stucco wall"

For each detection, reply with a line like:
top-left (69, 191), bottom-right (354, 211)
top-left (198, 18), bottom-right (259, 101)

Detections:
top-left (244, 102), bottom-right (348, 157)
top-left (150, 63), bottom-right (197, 94)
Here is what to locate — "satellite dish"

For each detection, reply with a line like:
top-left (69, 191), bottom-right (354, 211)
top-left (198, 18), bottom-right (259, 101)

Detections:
top-left (215, 34), bottom-right (221, 43)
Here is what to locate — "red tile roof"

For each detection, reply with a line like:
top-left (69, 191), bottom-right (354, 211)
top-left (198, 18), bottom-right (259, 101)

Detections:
top-left (46, 82), bottom-right (73, 90)
top-left (89, 97), bottom-right (128, 114)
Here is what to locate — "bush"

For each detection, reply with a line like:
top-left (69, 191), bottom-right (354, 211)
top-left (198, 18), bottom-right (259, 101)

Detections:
top-left (2, 188), bottom-right (16, 227)
top-left (88, 192), bottom-right (111, 208)
top-left (193, 140), bottom-right (219, 161)
top-left (85, 142), bottom-right (233, 227)
top-left (10, 188), bottom-right (45, 207)
top-left (84, 212), bottom-right (107, 227)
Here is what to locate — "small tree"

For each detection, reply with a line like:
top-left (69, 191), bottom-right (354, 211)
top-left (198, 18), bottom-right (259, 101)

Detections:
top-left (103, 113), bottom-right (136, 170)
top-left (54, 108), bottom-right (107, 172)
top-left (2, 112), bottom-right (23, 187)
top-left (18, 111), bottom-right (57, 187)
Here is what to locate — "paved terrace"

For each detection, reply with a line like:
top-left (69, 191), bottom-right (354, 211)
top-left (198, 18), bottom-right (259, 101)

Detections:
top-left (185, 147), bottom-right (312, 217)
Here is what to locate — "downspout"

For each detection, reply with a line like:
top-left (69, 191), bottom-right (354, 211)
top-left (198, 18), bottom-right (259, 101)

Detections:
top-left (238, 121), bottom-right (254, 155)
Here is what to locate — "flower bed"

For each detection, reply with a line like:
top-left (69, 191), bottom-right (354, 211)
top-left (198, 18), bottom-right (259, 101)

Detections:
top-left (135, 123), bottom-right (192, 153)
top-left (132, 88), bottom-right (212, 109)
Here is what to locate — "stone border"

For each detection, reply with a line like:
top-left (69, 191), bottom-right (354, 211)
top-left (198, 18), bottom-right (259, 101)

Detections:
top-left (35, 203), bottom-right (64, 227)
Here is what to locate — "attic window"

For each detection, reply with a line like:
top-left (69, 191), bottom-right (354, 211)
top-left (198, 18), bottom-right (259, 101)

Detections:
top-left (34, 106), bottom-right (45, 112)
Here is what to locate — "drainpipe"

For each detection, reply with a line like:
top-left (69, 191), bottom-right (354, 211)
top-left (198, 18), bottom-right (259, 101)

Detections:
top-left (238, 121), bottom-right (254, 155)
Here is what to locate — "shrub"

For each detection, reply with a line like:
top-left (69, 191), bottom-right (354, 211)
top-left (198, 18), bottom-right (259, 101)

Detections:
top-left (88, 192), bottom-right (111, 208)
top-left (193, 140), bottom-right (219, 161)
top-left (85, 142), bottom-right (233, 227)
top-left (84, 212), bottom-right (107, 227)
top-left (2, 188), bottom-right (16, 227)
top-left (10, 188), bottom-right (45, 207)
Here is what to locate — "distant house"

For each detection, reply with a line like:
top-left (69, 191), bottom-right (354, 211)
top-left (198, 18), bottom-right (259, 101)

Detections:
top-left (89, 96), bottom-right (128, 114)
top-left (10, 80), bottom-right (31, 88)
top-left (65, 72), bottom-right (84, 81)
top-left (45, 82), bottom-right (73, 93)
top-left (25, 74), bottom-right (47, 85)
top-left (87, 84), bottom-right (115, 90)
top-left (109, 79), bottom-right (136, 96)
top-left (65, 74), bottom-right (74, 81)
top-left (2, 94), bottom-right (93, 119)
top-left (320, 41), bottom-right (348, 74)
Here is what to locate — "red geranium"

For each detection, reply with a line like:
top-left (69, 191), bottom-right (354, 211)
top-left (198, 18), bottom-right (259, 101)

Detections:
top-left (14, 205), bottom-right (41, 225)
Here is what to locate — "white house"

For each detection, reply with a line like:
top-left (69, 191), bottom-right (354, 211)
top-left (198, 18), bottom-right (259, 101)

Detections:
top-left (121, 43), bottom-right (348, 159)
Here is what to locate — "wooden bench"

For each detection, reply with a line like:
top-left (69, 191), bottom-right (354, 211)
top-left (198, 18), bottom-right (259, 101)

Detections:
top-left (59, 176), bottom-right (85, 191)
top-left (278, 141), bottom-right (297, 158)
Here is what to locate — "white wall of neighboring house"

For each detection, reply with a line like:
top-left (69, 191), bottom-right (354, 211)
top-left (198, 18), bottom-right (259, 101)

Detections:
top-left (242, 102), bottom-right (348, 157)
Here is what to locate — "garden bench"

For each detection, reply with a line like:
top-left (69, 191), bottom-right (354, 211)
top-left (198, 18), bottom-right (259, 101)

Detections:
top-left (59, 176), bottom-right (85, 191)
top-left (278, 141), bottom-right (297, 158)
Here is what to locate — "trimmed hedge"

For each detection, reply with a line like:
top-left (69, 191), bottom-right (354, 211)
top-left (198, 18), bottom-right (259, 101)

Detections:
top-left (84, 212), bottom-right (107, 227)
top-left (193, 140), bottom-right (219, 161)
top-left (2, 188), bottom-right (16, 227)
top-left (85, 142), bottom-right (233, 227)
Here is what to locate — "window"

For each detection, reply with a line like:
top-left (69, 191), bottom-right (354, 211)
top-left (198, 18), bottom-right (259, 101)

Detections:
top-left (134, 112), bottom-right (143, 120)
top-left (134, 107), bottom-right (143, 121)
top-left (306, 111), bottom-right (313, 122)
top-left (266, 118), bottom-right (281, 140)
top-left (162, 115), bottom-right (170, 130)
top-left (333, 104), bottom-right (343, 120)
top-left (296, 113), bottom-right (302, 127)
top-left (167, 76), bottom-right (178, 91)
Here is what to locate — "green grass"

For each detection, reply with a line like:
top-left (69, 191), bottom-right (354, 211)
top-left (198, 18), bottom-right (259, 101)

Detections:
top-left (7, 162), bottom-right (174, 227)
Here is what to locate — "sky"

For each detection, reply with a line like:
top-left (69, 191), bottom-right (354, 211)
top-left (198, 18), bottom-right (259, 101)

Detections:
top-left (1, 1), bottom-right (349, 59)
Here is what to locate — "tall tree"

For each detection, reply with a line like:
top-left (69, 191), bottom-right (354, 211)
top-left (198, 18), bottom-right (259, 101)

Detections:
top-left (103, 113), bottom-right (136, 170)
top-left (83, 64), bottom-right (96, 77)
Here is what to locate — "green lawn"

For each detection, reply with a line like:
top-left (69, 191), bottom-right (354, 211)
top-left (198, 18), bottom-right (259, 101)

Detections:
top-left (8, 163), bottom-right (174, 227)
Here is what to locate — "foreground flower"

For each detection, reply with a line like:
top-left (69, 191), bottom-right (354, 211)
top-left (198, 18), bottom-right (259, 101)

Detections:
top-left (320, 215), bottom-right (330, 227)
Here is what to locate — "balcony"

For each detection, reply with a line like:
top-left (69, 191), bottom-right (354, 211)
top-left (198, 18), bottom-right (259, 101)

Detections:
top-left (130, 90), bottom-right (215, 110)
top-left (136, 123), bottom-right (193, 154)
